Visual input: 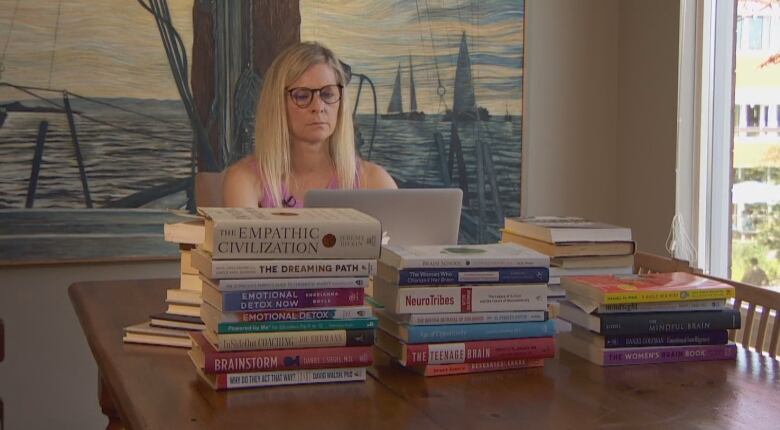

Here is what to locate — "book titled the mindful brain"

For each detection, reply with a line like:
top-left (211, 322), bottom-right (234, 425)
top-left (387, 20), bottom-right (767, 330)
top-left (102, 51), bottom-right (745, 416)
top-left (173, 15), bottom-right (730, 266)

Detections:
top-left (198, 207), bottom-right (381, 260)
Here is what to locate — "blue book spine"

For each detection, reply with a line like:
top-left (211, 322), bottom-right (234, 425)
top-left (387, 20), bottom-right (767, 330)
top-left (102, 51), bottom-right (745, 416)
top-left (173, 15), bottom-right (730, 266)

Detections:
top-left (405, 320), bottom-right (556, 343)
top-left (396, 267), bottom-right (549, 285)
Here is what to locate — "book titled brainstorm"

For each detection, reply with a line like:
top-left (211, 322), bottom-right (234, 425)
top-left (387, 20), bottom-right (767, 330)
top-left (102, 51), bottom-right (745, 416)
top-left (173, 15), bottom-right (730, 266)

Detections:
top-left (198, 207), bottom-right (381, 260)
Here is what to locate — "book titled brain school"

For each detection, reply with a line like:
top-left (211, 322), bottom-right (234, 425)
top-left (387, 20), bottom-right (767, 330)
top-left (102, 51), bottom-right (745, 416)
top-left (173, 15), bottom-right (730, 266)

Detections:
top-left (198, 207), bottom-right (382, 260)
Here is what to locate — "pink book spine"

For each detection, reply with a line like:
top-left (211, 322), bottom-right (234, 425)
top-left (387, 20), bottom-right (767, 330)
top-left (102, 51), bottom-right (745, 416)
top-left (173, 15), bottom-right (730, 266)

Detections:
top-left (602, 343), bottom-right (737, 365)
top-left (403, 337), bottom-right (556, 366)
top-left (415, 358), bottom-right (546, 377)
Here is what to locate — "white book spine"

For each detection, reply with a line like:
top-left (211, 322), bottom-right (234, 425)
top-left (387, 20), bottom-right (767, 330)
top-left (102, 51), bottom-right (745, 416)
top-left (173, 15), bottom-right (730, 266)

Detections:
top-left (205, 259), bottom-right (377, 279)
top-left (225, 367), bottom-right (366, 389)
top-left (405, 310), bottom-right (547, 325)
top-left (208, 276), bottom-right (370, 291)
top-left (378, 284), bottom-right (548, 314)
top-left (393, 257), bottom-right (549, 269)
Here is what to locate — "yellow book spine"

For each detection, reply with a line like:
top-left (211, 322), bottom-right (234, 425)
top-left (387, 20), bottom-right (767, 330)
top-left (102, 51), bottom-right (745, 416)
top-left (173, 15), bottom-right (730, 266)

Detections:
top-left (602, 288), bottom-right (735, 304)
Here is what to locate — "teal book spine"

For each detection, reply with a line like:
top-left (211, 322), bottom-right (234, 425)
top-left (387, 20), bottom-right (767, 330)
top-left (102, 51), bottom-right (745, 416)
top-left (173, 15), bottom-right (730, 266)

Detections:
top-left (217, 317), bottom-right (378, 334)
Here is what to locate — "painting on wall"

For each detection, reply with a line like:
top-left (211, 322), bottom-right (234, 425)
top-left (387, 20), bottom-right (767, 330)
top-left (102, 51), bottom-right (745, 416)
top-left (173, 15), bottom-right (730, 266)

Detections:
top-left (0, 0), bottom-right (524, 244)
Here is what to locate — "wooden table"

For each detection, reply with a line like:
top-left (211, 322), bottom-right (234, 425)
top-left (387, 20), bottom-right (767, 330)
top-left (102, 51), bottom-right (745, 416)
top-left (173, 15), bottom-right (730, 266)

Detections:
top-left (70, 279), bottom-right (780, 430)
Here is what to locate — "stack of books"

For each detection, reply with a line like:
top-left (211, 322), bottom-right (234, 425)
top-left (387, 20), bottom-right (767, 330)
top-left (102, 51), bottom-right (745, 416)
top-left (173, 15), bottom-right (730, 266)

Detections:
top-left (122, 217), bottom-right (206, 348)
top-left (372, 243), bottom-right (557, 377)
top-left (556, 272), bottom-right (740, 366)
top-left (189, 207), bottom-right (381, 390)
top-left (501, 216), bottom-right (635, 302)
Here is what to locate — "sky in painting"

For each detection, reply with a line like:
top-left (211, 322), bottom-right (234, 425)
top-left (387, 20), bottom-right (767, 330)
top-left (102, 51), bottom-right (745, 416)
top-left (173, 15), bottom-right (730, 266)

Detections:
top-left (0, 0), bottom-right (523, 114)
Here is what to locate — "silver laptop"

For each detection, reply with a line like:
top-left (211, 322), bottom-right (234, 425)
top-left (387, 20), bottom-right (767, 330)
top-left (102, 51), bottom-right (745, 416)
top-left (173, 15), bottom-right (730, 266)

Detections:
top-left (304, 188), bottom-right (462, 245)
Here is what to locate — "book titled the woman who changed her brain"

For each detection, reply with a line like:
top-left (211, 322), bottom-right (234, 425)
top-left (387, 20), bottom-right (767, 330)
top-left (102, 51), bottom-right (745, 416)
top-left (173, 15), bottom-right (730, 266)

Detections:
top-left (197, 207), bottom-right (381, 260)
top-left (379, 243), bottom-right (550, 269)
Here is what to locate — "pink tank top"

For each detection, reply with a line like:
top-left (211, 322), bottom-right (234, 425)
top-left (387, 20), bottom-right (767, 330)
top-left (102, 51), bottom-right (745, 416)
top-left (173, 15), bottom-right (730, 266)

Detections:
top-left (253, 159), bottom-right (361, 208)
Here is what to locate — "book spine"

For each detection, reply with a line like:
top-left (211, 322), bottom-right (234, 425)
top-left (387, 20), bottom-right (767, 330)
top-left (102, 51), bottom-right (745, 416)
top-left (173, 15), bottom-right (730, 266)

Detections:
top-left (395, 256), bottom-right (549, 269)
top-left (225, 306), bottom-right (373, 323)
top-left (216, 318), bottom-right (378, 334)
top-left (415, 358), bottom-right (545, 377)
top-left (210, 218), bottom-right (380, 260)
top-left (598, 299), bottom-right (726, 314)
top-left (212, 277), bottom-right (369, 291)
top-left (395, 268), bottom-right (549, 285)
top-left (216, 367), bottom-right (367, 389)
top-left (603, 288), bottom-right (735, 304)
top-left (405, 310), bottom-right (548, 325)
top-left (599, 309), bottom-right (741, 335)
top-left (207, 259), bottom-right (376, 279)
top-left (601, 343), bottom-right (737, 365)
top-left (218, 288), bottom-right (364, 312)
top-left (203, 346), bottom-right (373, 373)
top-left (603, 330), bottom-right (729, 348)
top-left (214, 329), bottom-right (375, 351)
top-left (405, 321), bottom-right (557, 344)
top-left (391, 285), bottom-right (548, 314)
top-left (403, 336), bottom-right (556, 365)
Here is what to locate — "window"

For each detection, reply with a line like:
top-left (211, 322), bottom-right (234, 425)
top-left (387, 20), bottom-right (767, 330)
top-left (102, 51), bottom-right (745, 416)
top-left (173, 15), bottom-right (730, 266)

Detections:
top-left (681, 0), bottom-right (780, 284)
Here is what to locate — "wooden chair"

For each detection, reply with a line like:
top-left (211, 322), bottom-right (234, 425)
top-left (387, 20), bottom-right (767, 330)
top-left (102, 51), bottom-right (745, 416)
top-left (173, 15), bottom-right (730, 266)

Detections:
top-left (634, 251), bottom-right (780, 359)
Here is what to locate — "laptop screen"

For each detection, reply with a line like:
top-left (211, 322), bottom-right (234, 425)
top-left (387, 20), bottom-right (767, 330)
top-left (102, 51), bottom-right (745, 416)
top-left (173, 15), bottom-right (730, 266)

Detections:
top-left (304, 188), bottom-right (462, 245)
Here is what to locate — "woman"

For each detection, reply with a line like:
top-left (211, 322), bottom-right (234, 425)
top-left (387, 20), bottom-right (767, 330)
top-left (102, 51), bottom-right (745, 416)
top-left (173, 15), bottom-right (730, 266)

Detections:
top-left (223, 42), bottom-right (397, 208)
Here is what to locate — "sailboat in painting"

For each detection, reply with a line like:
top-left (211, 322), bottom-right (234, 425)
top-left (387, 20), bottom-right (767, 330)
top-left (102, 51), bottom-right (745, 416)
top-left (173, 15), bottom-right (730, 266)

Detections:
top-left (443, 32), bottom-right (490, 122)
top-left (381, 55), bottom-right (425, 121)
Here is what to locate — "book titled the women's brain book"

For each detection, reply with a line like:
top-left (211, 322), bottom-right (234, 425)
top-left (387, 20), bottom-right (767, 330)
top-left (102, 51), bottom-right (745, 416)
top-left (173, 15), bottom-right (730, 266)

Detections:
top-left (560, 272), bottom-right (735, 305)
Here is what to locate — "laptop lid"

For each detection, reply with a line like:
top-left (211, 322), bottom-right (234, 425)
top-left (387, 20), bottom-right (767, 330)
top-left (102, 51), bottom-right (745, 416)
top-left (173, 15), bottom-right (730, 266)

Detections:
top-left (304, 188), bottom-right (462, 245)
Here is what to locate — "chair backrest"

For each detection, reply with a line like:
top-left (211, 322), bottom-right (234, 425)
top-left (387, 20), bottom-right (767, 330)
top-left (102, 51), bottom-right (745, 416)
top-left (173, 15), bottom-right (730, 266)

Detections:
top-left (195, 170), bottom-right (225, 208)
top-left (634, 251), bottom-right (780, 359)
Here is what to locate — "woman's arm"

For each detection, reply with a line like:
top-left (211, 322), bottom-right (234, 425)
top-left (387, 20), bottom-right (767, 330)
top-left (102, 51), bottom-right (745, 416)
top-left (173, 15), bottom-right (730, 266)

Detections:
top-left (360, 160), bottom-right (398, 189)
top-left (222, 157), bottom-right (261, 207)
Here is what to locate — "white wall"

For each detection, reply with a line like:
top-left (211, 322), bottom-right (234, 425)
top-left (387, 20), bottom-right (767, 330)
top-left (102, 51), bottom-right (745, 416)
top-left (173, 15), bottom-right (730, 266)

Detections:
top-left (616, 0), bottom-right (680, 255)
top-left (522, 0), bottom-right (620, 222)
top-left (523, 0), bottom-right (680, 255)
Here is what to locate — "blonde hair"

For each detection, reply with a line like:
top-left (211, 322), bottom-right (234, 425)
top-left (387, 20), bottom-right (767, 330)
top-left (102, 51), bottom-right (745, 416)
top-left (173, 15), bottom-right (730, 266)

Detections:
top-left (254, 41), bottom-right (357, 207)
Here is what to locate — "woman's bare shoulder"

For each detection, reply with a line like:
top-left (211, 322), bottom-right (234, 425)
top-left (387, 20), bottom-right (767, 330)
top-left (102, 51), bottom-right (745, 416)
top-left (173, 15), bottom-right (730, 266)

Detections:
top-left (359, 159), bottom-right (397, 189)
top-left (223, 155), bottom-right (261, 207)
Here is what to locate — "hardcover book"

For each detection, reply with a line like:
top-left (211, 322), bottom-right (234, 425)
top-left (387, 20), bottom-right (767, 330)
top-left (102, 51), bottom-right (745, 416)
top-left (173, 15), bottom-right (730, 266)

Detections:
top-left (558, 301), bottom-right (741, 335)
top-left (567, 325), bottom-right (729, 349)
top-left (550, 254), bottom-right (635, 269)
top-left (190, 332), bottom-right (373, 373)
top-left (503, 216), bottom-right (632, 243)
top-left (203, 328), bottom-right (375, 352)
top-left (202, 275), bottom-right (369, 292)
top-left (164, 219), bottom-right (205, 245)
top-left (379, 243), bottom-right (549, 269)
top-left (197, 207), bottom-right (381, 260)
top-left (560, 272), bottom-right (735, 304)
top-left (410, 358), bottom-right (545, 377)
top-left (565, 291), bottom-right (727, 314)
top-left (202, 283), bottom-right (365, 312)
top-left (377, 262), bottom-right (549, 286)
top-left (200, 302), bottom-right (373, 324)
top-left (501, 230), bottom-right (636, 257)
top-left (191, 247), bottom-right (377, 279)
top-left (191, 362), bottom-right (367, 390)
top-left (375, 330), bottom-right (555, 365)
top-left (558, 332), bottom-right (737, 366)
top-left (375, 309), bottom-right (555, 343)
top-left (372, 277), bottom-right (548, 314)
top-left (388, 309), bottom-right (548, 325)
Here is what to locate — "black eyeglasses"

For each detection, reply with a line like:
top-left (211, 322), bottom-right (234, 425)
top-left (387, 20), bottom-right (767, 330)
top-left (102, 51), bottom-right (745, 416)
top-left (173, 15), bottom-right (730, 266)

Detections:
top-left (287, 84), bottom-right (343, 108)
